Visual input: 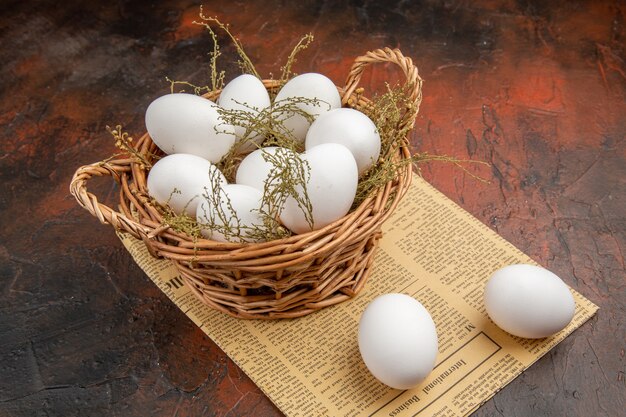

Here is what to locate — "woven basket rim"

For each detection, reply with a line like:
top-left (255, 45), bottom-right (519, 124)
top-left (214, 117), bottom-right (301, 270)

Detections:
top-left (115, 126), bottom-right (411, 262)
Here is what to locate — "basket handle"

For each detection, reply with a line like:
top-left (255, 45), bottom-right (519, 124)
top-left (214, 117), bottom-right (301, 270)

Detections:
top-left (343, 47), bottom-right (423, 130)
top-left (69, 159), bottom-right (149, 240)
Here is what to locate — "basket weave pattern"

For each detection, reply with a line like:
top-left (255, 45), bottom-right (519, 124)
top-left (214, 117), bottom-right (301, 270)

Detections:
top-left (70, 48), bottom-right (422, 319)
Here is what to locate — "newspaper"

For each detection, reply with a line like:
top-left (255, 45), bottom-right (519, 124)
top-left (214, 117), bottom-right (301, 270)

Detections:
top-left (118, 174), bottom-right (598, 417)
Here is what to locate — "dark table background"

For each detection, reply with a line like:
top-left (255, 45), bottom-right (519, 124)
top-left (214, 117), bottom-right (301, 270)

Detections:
top-left (1, 0), bottom-right (624, 416)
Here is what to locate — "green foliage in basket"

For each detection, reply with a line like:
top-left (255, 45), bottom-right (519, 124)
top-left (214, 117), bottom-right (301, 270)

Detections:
top-left (107, 10), bottom-right (485, 243)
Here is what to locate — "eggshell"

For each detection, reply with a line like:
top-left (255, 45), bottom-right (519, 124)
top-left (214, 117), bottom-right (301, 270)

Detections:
top-left (279, 143), bottom-right (358, 234)
top-left (235, 146), bottom-right (295, 192)
top-left (145, 93), bottom-right (236, 163)
top-left (484, 264), bottom-right (576, 339)
top-left (196, 184), bottom-right (266, 243)
top-left (273, 73), bottom-right (341, 143)
top-left (146, 153), bottom-right (226, 216)
top-left (305, 108), bottom-right (381, 175)
top-left (358, 294), bottom-right (438, 390)
top-left (218, 74), bottom-right (270, 152)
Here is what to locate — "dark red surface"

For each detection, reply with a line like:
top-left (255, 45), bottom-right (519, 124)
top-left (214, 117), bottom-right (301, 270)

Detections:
top-left (1, 1), bottom-right (624, 416)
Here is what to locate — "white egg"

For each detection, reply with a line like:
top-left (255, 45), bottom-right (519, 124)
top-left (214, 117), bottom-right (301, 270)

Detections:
top-left (235, 146), bottom-right (292, 192)
top-left (305, 108), bottom-right (381, 175)
top-left (218, 74), bottom-right (271, 152)
top-left (196, 184), bottom-right (267, 243)
top-left (146, 154), bottom-right (226, 217)
top-left (145, 93), bottom-right (236, 163)
top-left (484, 264), bottom-right (576, 339)
top-left (358, 294), bottom-right (438, 390)
top-left (279, 143), bottom-right (358, 234)
top-left (273, 73), bottom-right (341, 143)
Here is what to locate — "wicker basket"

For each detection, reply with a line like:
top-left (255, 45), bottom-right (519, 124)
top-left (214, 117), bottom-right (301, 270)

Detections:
top-left (70, 47), bottom-right (422, 319)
